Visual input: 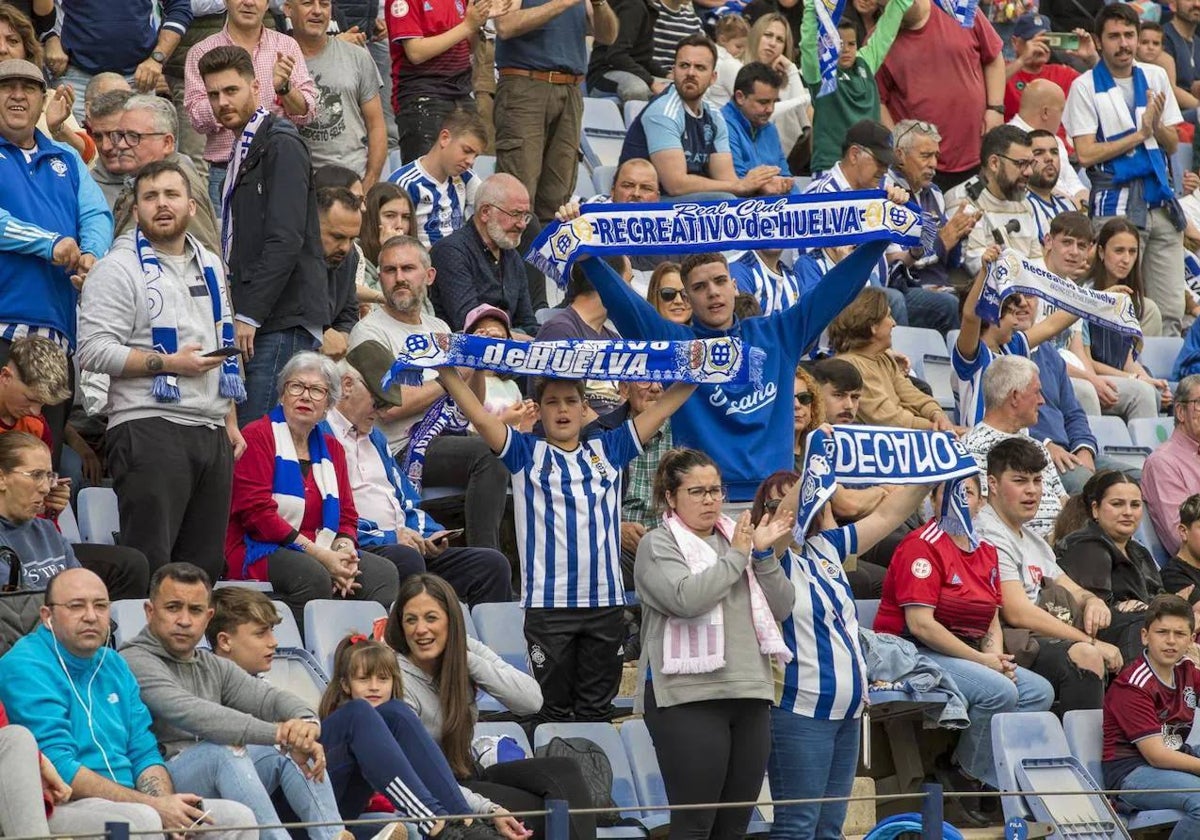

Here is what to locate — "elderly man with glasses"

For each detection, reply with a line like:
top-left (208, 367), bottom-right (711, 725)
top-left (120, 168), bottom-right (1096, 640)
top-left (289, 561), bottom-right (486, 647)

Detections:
top-left (1144, 375), bottom-right (1200, 556)
top-left (429, 172), bottom-right (540, 337)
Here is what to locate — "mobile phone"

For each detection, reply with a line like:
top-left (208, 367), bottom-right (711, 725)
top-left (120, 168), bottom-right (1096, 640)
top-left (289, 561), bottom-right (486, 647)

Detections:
top-left (203, 346), bottom-right (243, 358)
top-left (1043, 31), bottom-right (1080, 50)
top-left (437, 529), bottom-right (464, 542)
top-left (186, 808), bottom-right (213, 834)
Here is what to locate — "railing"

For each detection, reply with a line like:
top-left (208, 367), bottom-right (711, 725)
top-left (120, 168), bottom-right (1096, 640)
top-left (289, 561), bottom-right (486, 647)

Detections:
top-left (14, 783), bottom-right (1200, 840)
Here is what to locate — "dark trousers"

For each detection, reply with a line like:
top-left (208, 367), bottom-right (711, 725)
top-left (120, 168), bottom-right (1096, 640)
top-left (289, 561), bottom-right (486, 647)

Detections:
top-left (372, 542), bottom-right (513, 606)
top-left (523, 606), bottom-right (624, 723)
top-left (321, 698), bottom-right (471, 829)
top-left (396, 96), bottom-right (477, 165)
top-left (933, 168), bottom-right (975, 194)
top-left (643, 683), bottom-right (771, 840)
top-left (415, 435), bottom-right (509, 551)
top-left (0, 337), bottom-right (71, 467)
top-left (106, 418), bottom-right (232, 580)
top-left (72, 543), bottom-right (150, 600)
top-left (466, 756), bottom-right (598, 840)
top-left (238, 327), bottom-right (320, 428)
top-left (1030, 638), bottom-right (1104, 713)
top-left (265, 547), bottom-right (399, 632)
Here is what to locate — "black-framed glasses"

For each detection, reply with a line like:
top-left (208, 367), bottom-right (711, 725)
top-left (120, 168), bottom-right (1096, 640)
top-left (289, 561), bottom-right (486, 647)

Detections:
top-left (997, 153), bottom-right (1034, 171)
top-left (682, 485), bottom-right (727, 501)
top-left (794, 392), bottom-right (813, 406)
top-left (104, 130), bottom-right (168, 147)
top-left (658, 287), bottom-right (684, 302)
top-left (284, 380), bottom-right (331, 401)
top-left (485, 204), bottom-right (534, 225)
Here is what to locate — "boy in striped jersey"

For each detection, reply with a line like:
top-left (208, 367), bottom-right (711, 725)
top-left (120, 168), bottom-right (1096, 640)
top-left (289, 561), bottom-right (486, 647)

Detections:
top-left (437, 363), bottom-right (696, 722)
top-left (387, 110), bottom-right (485, 248)
top-left (1103, 594), bottom-right (1200, 837)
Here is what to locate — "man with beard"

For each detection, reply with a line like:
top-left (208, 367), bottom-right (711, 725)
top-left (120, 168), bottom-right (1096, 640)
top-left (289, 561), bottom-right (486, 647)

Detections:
top-left (349, 235), bottom-right (510, 551)
top-left (1023, 129), bottom-right (1077, 244)
top-left (1065, 3), bottom-right (1186, 336)
top-left (77, 160), bottom-right (245, 582)
top-left (429, 172), bottom-right (538, 336)
top-left (1008, 79), bottom-right (1089, 209)
top-left (199, 46), bottom-right (327, 427)
top-left (946, 124), bottom-right (1040, 275)
top-left (317, 187), bottom-right (363, 362)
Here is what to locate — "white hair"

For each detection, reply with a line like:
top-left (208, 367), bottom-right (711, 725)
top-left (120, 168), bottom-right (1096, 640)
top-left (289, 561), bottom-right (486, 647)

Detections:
top-left (981, 355), bottom-right (1038, 411)
top-left (277, 352), bottom-right (342, 404)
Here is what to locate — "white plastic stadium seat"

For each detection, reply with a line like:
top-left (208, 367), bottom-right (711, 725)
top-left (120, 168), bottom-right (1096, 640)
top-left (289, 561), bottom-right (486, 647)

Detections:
top-left (303, 599), bottom-right (387, 677)
top-left (77, 486), bottom-right (119, 545)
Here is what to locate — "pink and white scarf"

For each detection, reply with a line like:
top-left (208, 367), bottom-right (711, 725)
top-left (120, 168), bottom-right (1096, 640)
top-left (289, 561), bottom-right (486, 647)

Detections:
top-left (659, 512), bottom-right (792, 675)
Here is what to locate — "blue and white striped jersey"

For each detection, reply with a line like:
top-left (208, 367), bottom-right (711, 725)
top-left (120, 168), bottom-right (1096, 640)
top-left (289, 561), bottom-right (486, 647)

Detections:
top-left (388, 158), bottom-right (479, 247)
top-left (729, 251), bottom-right (804, 316)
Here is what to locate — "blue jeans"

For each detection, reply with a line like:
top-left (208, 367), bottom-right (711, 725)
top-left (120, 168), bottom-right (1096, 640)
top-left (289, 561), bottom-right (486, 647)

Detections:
top-left (883, 287), bottom-right (909, 326)
top-left (767, 709), bottom-right (860, 840)
top-left (238, 326), bottom-right (320, 427)
top-left (209, 162), bottom-right (228, 220)
top-left (54, 64), bottom-right (137, 124)
top-left (321, 699), bottom-right (474, 830)
top-left (921, 651), bottom-right (1054, 789)
top-left (904, 286), bottom-right (961, 334)
top-left (1118, 764), bottom-right (1200, 839)
top-left (169, 741), bottom-right (340, 840)
top-left (248, 745), bottom-right (344, 840)
top-left (1060, 455), bottom-right (1143, 496)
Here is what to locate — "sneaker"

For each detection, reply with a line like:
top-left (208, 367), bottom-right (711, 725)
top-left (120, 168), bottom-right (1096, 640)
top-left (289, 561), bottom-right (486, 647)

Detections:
top-left (932, 754), bottom-right (990, 828)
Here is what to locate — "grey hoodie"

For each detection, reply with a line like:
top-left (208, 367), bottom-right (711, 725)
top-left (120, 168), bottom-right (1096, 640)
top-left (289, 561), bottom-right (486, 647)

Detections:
top-left (0, 515), bottom-right (78, 590)
top-left (121, 625), bottom-right (313, 760)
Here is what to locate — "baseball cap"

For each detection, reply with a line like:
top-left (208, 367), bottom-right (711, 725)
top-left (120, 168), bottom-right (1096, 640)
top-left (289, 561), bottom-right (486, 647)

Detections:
top-left (1012, 13), bottom-right (1051, 40)
top-left (463, 303), bottom-right (512, 336)
top-left (0, 59), bottom-right (47, 90)
top-left (345, 340), bottom-right (404, 409)
top-left (843, 119), bottom-right (895, 167)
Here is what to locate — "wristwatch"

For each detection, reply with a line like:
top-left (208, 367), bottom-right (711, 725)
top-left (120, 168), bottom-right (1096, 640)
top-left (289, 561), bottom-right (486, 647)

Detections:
top-left (150, 50), bottom-right (166, 63)
top-left (276, 79), bottom-right (291, 96)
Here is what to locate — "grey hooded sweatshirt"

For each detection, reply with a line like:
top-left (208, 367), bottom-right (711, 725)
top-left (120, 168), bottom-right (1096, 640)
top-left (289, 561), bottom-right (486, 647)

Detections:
top-left (121, 625), bottom-right (313, 760)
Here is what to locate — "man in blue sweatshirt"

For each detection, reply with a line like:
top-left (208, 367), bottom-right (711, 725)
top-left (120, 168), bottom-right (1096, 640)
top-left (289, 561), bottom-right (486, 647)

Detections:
top-left (0, 568), bottom-right (255, 838)
top-left (52, 0), bottom-right (192, 123)
top-left (577, 207), bottom-right (904, 501)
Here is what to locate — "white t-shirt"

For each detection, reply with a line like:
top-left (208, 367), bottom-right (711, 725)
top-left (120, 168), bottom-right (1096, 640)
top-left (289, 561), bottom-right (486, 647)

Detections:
top-left (1062, 61), bottom-right (1182, 145)
top-left (975, 503), bottom-right (1065, 601)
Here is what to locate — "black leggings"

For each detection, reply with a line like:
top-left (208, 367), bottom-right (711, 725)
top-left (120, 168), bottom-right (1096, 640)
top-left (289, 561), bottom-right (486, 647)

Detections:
top-left (1031, 638), bottom-right (1104, 714)
top-left (642, 682), bottom-right (771, 840)
top-left (465, 756), bottom-right (597, 840)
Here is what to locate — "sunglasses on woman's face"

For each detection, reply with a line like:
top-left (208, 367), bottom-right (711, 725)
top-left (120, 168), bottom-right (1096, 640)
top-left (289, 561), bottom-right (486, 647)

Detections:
top-left (794, 392), bottom-right (813, 406)
top-left (658, 288), bottom-right (685, 302)
top-left (764, 498), bottom-right (783, 513)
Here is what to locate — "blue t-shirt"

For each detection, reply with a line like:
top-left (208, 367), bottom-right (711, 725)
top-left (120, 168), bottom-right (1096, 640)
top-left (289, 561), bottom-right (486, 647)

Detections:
top-left (620, 86), bottom-right (729, 178)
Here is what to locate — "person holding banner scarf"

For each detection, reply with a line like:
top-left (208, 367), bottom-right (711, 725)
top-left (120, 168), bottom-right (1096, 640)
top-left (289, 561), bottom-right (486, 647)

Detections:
top-left (436, 364), bottom-right (697, 724)
top-left (635, 448), bottom-right (795, 840)
top-left (874, 474), bottom-right (1055, 824)
top-left (1064, 2), bottom-right (1187, 337)
top-left (754, 462), bottom-right (932, 840)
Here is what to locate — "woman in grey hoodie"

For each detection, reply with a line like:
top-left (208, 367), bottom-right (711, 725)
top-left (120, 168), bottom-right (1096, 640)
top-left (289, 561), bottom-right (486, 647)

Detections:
top-left (386, 574), bottom-right (597, 840)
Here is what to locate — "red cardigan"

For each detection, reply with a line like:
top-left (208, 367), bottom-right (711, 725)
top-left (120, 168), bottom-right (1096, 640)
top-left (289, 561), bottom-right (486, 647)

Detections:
top-left (225, 415), bottom-right (359, 581)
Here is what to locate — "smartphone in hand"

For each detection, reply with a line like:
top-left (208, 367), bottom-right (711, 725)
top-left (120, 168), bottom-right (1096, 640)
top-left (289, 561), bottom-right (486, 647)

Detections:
top-left (203, 347), bottom-right (243, 358)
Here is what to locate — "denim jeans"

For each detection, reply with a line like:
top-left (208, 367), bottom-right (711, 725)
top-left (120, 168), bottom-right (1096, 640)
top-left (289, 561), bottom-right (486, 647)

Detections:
top-left (209, 163), bottom-right (228, 221)
top-left (921, 650), bottom-right (1054, 789)
top-left (169, 741), bottom-right (333, 840)
top-left (238, 326), bottom-right (320, 427)
top-left (904, 286), bottom-right (961, 334)
top-left (1118, 764), bottom-right (1200, 839)
top-left (1060, 455), bottom-right (1143, 496)
top-left (767, 709), bottom-right (860, 840)
top-left (248, 745), bottom-right (345, 840)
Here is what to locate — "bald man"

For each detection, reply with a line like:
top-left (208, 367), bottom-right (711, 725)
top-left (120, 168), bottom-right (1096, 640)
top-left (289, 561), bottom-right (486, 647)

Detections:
top-left (1009, 78), bottom-right (1088, 205)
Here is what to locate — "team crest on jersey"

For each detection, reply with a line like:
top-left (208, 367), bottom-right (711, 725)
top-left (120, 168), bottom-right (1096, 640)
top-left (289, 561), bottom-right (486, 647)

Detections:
top-left (819, 557), bottom-right (840, 579)
top-left (454, 0), bottom-right (465, 13)
top-left (588, 452), bottom-right (608, 479)
top-left (391, 0), bottom-right (409, 16)
top-left (49, 157), bottom-right (68, 177)
top-left (1186, 687), bottom-right (1197, 710)
top-left (529, 644), bottom-right (546, 668)
top-left (1163, 723), bottom-right (1186, 751)
top-left (911, 558), bottom-right (932, 579)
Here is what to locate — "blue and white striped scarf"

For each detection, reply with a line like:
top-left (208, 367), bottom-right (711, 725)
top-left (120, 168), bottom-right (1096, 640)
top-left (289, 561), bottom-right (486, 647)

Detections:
top-left (221, 107), bottom-right (269, 266)
top-left (527, 192), bottom-right (924, 286)
top-left (932, 0), bottom-right (978, 27)
top-left (135, 227), bottom-right (245, 404)
top-left (813, 0), bottom-right (848, 97)
top-left (381, 333), bottom-right (766, 389)
top-left (243, 405), bottom-right (341, 571)
top-left (400, 394), bottom-right (469, 493)
top-left (795, 426), bottom-right (980, 546)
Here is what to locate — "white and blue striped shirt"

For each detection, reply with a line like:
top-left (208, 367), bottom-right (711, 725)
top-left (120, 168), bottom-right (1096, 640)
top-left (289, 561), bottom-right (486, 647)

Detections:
top-left (499, 422), bottom-right (643, 609)
top-left (387, 158), bottom-right (479, 248)
top-left (777, 527), bottom-right (867, 720)
top-left (1025, 191), bottom-right (1075, 245)
top-left (728, 251), bottom-right (803, 315)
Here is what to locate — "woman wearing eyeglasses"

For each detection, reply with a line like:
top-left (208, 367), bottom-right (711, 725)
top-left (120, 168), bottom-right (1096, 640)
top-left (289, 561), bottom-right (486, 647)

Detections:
top-left (635, 447), bottom-right (795, 840)
top-left (225, 351), bottom-right (399, 629)
top-left (645, 262), bottom-right (691, 325)
top-left (0, 431), bottom-right (81, 589)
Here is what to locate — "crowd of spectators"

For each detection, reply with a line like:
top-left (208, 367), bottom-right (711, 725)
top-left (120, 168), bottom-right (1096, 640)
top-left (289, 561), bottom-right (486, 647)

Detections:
top-left (4, 0), bottom-right (1200, 835)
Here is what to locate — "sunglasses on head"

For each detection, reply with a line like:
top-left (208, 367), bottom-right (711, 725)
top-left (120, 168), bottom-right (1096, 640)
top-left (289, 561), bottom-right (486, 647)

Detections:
top-left (658, 288), bottom-right (684, 302)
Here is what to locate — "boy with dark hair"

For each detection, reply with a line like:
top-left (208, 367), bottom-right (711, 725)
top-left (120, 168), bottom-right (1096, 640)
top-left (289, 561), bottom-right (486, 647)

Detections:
top-left (438, 364), bottom-right (695, 723)
top-left (1162, 495), bottom-right (1200, 599)
top-left (1103, 594), bottom-right (1200, 836)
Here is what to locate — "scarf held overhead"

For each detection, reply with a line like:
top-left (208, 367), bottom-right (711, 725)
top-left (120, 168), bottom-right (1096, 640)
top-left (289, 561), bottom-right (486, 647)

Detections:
top-left (813, 0), bottom-right (848, 97)
top-left (134, 227), bottom-right (245, 404)
top-left (980, 249), bottom-right (1143, 339)
top-left (526, 192), bottom-right (924, 285)
top-left (381, 333), bottom-right (766, 389)
top-left (795, 425), bottom-right (980, 544)
top-left (660, 512), bottom-right (792, 675)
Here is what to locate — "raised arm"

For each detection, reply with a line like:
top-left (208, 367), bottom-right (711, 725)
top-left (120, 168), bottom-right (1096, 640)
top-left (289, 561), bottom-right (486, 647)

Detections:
top-left (436, 366), bottom-right (508, 452)
top-left (631, 382), bottom-right (696, 444)
top-left (854, 483), bottom-right (931, 553)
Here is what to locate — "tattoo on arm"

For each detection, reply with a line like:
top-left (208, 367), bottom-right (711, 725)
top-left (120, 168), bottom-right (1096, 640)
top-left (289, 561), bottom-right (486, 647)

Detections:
top-left (145, 354), bottom-right (165, 373)
top-left (980, 633), bottom-right (995, 652)
top-left (136, 767), bottom-right (169, 797)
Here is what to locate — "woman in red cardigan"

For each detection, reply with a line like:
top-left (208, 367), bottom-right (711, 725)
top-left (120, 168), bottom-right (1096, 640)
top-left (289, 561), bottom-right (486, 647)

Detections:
top-left (226, 352), bottom-right (399, 628)
top-left (0, 700), bottom-right (71, 835)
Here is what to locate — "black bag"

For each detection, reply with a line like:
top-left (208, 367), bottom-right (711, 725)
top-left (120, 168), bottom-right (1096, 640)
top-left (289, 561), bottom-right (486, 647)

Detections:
top-left (0, 546), bottom-right (44, 656)
top-left (535, 736), bottom-right (625, 827)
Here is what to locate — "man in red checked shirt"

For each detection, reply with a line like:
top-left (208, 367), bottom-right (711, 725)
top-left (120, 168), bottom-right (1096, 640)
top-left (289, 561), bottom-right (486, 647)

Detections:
top-left (1103, 594), bottom-right (1200, 837)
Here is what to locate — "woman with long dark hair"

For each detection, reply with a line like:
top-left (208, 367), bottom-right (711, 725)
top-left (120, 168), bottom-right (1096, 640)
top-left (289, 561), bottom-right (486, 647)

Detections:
top-left (357, 183), bottom-right (416, 314)
top-left (386, 574), bottom-right (596, 840)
